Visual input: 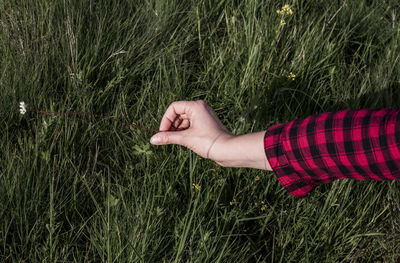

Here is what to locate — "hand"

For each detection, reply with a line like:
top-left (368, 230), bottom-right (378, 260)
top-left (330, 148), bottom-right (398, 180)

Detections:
top-left (150, 100), bottom-right (271, 171)
top-left (150, 100), bottom-right (233, 166)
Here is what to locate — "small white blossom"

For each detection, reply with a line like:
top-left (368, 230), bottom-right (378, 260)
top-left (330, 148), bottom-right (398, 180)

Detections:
top-left (19, 101), bottom-right (26, 115)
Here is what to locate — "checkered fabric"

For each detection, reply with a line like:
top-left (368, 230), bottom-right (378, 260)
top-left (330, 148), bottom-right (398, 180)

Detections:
top-left (264, 108), bottom-right (400, 197)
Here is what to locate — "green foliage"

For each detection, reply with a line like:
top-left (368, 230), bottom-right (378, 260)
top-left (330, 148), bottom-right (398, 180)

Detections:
top-left (1, 0), bottom-right (400, 262)
top-left (132, 144), bottom-right (153, 156)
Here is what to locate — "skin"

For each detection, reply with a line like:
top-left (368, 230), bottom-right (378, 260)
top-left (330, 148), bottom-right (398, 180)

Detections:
top-left (150, 100), bottom-right (272, 171)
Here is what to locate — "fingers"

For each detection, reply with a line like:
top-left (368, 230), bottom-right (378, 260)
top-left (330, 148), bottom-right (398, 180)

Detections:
top-left (159, 101), bottom-right (193, 131)
top-left (150, 130), bottom-right (188, 146)
top-left (179, 119), bottom-right (190, 130)
top-left (172, 116), bottom-right (183, 131)
top-left (171, 118), bottom-right (191, 131)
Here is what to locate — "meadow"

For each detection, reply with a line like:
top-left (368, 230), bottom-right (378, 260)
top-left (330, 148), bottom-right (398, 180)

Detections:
top-left (1, 0), bottom-right (400, 262)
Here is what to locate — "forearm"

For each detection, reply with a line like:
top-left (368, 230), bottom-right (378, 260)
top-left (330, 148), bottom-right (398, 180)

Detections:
top-left (210, 131), bottom-right (272, 171)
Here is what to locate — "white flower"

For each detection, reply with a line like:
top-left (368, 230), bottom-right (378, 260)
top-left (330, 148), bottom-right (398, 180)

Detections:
top-left (19, 101), bottom-right (26, 115)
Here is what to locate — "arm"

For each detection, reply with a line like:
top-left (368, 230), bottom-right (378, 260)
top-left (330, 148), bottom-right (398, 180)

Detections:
top-left (150, 100), bottom-right (400, 198)
top-left (264, 108), bottom-right (400, 197)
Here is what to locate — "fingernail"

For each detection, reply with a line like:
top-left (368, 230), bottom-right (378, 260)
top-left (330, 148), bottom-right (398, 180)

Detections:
top-left (150, 136), bottom-right (161, 145)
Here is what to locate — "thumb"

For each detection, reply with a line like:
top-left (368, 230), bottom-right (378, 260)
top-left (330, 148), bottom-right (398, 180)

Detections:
top-left (150, 131), bottom-right (187, 146)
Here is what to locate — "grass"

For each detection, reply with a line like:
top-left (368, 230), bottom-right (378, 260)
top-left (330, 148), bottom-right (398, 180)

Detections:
top-left (1, 0), bottom-right (400, 262)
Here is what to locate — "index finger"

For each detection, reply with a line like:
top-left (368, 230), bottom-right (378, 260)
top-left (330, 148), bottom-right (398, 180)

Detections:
top-left (159, 101), bottom-right (194, 131)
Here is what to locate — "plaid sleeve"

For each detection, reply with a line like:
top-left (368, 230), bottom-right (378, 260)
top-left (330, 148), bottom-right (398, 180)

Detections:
top-left (264, 108), bottom-right (400, 198)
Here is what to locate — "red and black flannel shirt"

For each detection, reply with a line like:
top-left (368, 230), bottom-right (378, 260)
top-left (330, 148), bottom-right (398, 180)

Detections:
top-left (264, 108), bottom-right (400, 198)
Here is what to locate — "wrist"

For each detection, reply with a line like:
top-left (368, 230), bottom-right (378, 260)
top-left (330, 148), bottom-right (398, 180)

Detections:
top-left (207, 133), bottom-right (234, 165)
top-left (209, 131), bottom-right (272, 171)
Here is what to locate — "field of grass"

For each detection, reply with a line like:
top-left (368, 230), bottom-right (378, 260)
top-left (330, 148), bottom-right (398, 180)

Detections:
top-left (1, 0), bottom-right (400, 262)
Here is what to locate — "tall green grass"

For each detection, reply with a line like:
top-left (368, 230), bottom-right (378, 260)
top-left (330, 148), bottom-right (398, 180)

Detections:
top-left (1, 0), bottom-right (400, 262)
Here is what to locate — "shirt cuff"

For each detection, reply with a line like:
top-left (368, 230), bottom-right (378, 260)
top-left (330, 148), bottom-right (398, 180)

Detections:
top-left (264, 123), bottom-right (316, 198)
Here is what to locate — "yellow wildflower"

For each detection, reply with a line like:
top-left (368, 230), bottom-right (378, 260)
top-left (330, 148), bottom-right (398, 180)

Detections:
top-left (282, 4), bottom-right (293, 15)
top-left (280, 19), bottom-right (286, 26)
top-left (277, 4), bottom-right (293, 16)
top-left (254, 176), bottom-right (260, 181)
top-left (260, 201), bottom-right (267, 211)
top-left (230, 198), bottom-right (237, 206)
top-left (287, 72), bottom-right (296, 80)
top-left (192, 183), bottom-right (201, 191)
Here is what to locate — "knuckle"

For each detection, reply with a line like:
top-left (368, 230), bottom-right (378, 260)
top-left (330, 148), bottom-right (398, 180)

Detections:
top-left (196, 100), bottom-right (207, 109)
top-left (169, 101), bottom-right (178, 109)
top-left (196, 99), bottom-right (206, 105)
